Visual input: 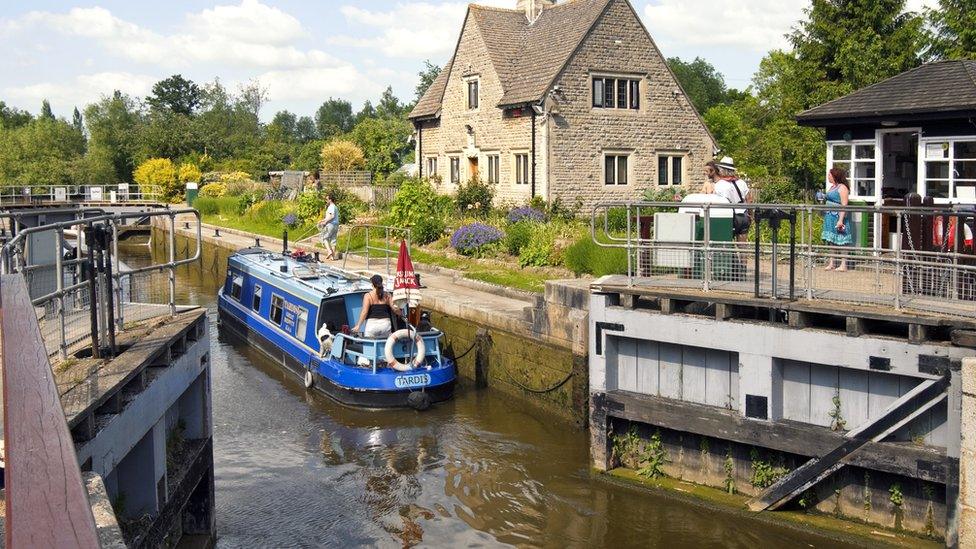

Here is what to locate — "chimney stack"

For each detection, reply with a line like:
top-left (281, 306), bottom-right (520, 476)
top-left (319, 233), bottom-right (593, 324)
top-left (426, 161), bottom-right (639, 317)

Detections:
top-left (516, 0), bottom-right (555, 21)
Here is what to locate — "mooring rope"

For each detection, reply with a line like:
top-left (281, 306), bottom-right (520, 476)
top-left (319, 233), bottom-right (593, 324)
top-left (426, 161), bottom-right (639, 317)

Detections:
top-left (504, 369), bottom-right (575, 394)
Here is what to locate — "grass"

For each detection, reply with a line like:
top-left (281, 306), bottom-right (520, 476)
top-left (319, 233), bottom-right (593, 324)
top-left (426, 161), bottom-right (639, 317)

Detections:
top-left (202, 213), bottom-right (317, 242)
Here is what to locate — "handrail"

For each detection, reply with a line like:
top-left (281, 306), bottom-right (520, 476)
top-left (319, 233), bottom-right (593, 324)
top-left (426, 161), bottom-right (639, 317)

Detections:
top-left (0, 184), bottom-right (163, 204)
top-left (341, 224), bottom-right (411, 277)
top-left (1, 274), bottom-right (100, 548)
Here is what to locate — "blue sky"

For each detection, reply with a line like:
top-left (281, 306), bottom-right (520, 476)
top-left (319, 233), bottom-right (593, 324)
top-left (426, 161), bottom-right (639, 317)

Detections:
top-left (0, 0), bottom-right (936, 121)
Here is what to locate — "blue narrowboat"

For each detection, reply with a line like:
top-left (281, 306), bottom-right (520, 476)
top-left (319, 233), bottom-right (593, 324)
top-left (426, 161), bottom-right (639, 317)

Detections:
top-left (216, 247), bottom-right (455, 409)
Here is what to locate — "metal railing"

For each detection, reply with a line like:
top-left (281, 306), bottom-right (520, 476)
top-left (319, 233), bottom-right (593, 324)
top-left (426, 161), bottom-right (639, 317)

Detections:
top-left (1, 208), bottom-right (202, 359)
top-left (342, 224), bottom-right (411, 278)
top-left (592, 201), bottom-right (976, 317)
top-left (0, 184), bottom-right (163, 204)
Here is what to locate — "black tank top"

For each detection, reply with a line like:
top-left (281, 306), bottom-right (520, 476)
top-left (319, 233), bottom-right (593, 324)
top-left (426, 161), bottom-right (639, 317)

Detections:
top-left (367, 302), bottom-right (392, 320)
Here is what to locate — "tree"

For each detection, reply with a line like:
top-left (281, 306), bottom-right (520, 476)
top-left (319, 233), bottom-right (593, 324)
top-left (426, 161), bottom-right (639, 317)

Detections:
top-left (40, 99), bottom-right (54, 120)
top-left (146, 74), bottom-right (201, 116)
top-left (268, 110), bottom-right (298, 142)
top-left (295, 116), bottom-right (317, 143)
top-left (0, 117), bottom-right (86, 185)
top-left (348, 116), bottom-right (413, 177)
top-left (0, 101), bottom-right (33, 129)
top-left (667, 57), bottom-right (731, 114)
top-left (376, 86), bottom-right (405, 119)
top-left (415, 61), bottom-right (441, 101)
top-left (72, 107), bottom-right (84, 134)
top-left (355, 101), bottom-right (376, 124)
top-left (314, 98), bottom-right (354, 140)
top-left (178, 163), bottom-right (202, 183)
top-left (236, 79), bottom-right (268, 120)
top-left (320, 140), bottom-right (366, 172)
top-left (928, 0), bottom-right (976, 59)
top-left (84, 91), bottom-right (144, 183)
top-left (292, 139), bottom-right (325, 172)
top-left (133, 158), bottom-right (180, 199)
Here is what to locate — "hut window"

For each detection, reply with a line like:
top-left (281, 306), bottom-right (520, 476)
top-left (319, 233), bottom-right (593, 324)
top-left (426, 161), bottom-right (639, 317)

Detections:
top-left (829, 142), bottom-right (876, 197)
top-left (923, 139), bottom-right (976, 200)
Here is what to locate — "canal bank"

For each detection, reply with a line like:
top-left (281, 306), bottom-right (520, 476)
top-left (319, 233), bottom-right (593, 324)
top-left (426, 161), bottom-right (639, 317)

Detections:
top-left (150, 218), bottom-right (590, 424)
top-left (126, 240), bottom-right (926, 548)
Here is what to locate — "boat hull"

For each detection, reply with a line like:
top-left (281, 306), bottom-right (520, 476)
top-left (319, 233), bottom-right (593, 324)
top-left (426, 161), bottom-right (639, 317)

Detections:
top-left (217, 300), bottom-right (455, 409)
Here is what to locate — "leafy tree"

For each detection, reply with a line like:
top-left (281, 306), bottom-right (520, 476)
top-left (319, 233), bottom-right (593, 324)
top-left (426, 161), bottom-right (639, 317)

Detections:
top-left (668, 57), bottom-right (731, 114)
top-left (320, 140), bottom-right (366, 172)
top-left (376, 86), bottom-right (405, 119)
top-left (314, 98), bottom-right (354, 140)
top-left (236, 79), bottom-right (268, 120)
top-left (415, 60), bottom-right (441, 101)
top-left (139, 111), bottom-right (201, 163)
top-left (146, 74), bottom-right (201, 116)
top-left (355, 101), bottom-right (376, 123)
top-left (268, 110), bottom-right (298, 142)
top-left (178, 163), bottom-right (202, 183)
top-left (40, 99), bottom-right (54, 120)
top-left (348, 116), bottom-right (413, 177)
top-left (0, 101), bottom-right (32, 129)
top-left (0, 117), bottom-right (86, 185)
top-left (72, 107), bottom-right (84, 134)
top-left (295, 116), bottom-right (318, 143)
top-left (927, 0), bottom-right (976, 59)
top-left (134, 158), bottom-right (180, 199)
top-left (84, 91), bottom-right (143, 183)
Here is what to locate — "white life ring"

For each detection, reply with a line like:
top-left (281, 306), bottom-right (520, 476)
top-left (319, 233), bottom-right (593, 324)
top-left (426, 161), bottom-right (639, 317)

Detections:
top-left (385, 329), bottom-right (426, 372)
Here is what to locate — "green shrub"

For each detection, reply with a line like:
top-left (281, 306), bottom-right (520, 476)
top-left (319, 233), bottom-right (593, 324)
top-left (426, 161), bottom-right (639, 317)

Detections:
top-left (236, 192), bottom-right (259, 215)
top-left (251, 200), bottom-right (285, 225)
top-left (296, 191), bottom-right (326, 222)
top-left (455, 178), bottom-right (495, 217)
top-left (505, 221), bottom-right (533, 255)
top-left (390, 179), bottom-right (445, 228)
top-left (412, 216), bottom-right (446, 245)
top-left (194, 197), bottom-right (221, 216)
top-left (604, 207), bottom-right (629, 233)
top-left (563, 236), bottom-right (628, 276)
top-left (519, 224), bottom-right (558, 268)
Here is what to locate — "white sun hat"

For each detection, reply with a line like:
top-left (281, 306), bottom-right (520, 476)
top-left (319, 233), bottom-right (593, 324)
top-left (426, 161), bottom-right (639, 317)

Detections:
top-left (716, 156), bottom-right (737, 172)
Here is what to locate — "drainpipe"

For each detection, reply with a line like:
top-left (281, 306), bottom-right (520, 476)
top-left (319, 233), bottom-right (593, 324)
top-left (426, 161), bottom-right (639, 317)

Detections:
top-left (417, 124), bottom-right (424, 179)
top-left (531, 109), bottom-right (537, 198)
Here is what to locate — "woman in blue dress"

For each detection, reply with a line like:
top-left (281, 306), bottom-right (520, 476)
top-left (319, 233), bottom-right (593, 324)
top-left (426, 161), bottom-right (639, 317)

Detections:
top-left (822, 168), bottom-right (854, 271)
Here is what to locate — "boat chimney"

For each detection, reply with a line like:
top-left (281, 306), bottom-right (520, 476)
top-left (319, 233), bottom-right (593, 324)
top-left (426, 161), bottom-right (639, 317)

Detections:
top-left (282, 229), bottom-right (288, 254)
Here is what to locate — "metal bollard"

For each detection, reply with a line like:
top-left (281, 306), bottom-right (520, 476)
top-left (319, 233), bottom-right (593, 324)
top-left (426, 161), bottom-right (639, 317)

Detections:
top-left (214, 228), bottom-right (221, 238)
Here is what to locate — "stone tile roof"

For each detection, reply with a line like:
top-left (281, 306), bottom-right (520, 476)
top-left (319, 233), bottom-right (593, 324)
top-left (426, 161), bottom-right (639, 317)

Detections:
top-left (410, 57), bottom-right (454, 120)
top-left (408, 0), bottom-right (613, 119)
top-left (796, 60), bottom-right (976, 125)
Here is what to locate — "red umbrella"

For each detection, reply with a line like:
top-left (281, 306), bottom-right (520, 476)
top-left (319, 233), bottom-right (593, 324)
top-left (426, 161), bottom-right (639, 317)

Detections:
top-left (392, 239), bottom-right (420, 308)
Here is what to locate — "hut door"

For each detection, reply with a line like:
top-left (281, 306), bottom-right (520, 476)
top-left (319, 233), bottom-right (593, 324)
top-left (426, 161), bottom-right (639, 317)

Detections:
top-left (881, 130), bottom-right (919, 200)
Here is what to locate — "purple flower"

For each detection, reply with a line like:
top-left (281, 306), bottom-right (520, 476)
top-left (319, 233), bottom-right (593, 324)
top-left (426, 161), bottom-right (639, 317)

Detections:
top-left (450, 223), bottom-right (503, 255)
top-left (507, 206), bottom-right (545, 224)
top-left (282, 213), bottom-right (298, 228)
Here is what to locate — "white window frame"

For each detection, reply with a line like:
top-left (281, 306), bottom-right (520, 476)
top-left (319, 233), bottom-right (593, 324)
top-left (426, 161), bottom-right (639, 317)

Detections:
top-left (252, 283), bottom-right (262, 311)
top-left (591, 73), bottom-right (641, 111)
top-left (425, 156), bottom-right (438, 179)
top-left (513, 152), bottom-right (530, 185)
top-left (826, 140), bottom-right (878, 200)
top-left (464, 76), bottom-right (480, 111)
top-left (603, 151), bottom-right (632, 186)
top-left (270, 294), bottom-right (285, 325)
top-left (449, 156), bottom-right (461, 185)
top-left (230, 274), bottom-right (243, 301)
top-left (919, 135), bottom-right (976, 203)
top-left (656, 152), bottom-right (686, 186)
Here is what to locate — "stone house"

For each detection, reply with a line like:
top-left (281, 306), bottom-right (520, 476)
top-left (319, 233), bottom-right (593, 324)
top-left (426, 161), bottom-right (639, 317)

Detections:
top-left (409, 0), bottom-right (717, 209)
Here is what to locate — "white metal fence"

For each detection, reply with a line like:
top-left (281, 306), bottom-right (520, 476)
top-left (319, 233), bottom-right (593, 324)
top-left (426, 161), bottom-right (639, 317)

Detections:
top-left (592, 201), bottom-right (976, 318)
top-left (0, 184), bottom-right (163, 205)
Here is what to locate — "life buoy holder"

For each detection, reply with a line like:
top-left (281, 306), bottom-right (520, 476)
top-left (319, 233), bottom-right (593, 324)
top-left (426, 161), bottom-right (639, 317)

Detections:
top-left (385, 329), bottom-right (426, 372)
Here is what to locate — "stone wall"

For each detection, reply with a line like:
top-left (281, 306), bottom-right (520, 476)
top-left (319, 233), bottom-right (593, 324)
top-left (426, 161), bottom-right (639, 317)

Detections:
top-left (548, 0), bottom-right (715, 209)
top-left (960, 357), bottom-right (976, 546)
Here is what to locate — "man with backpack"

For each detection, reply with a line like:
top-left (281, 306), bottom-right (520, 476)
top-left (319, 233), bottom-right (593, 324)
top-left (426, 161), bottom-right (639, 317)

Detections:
top-left (709, 156), bottom-right (751, 241)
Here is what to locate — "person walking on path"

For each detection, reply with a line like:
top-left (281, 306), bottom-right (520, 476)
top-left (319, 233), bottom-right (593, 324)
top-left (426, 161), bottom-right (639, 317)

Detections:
top-left (318, 193), bottom-right (340, 260)
top-left (822, 168), bottom-right (854, 271)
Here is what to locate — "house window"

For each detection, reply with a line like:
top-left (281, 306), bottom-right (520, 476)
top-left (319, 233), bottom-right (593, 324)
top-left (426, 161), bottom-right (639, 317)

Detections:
top-left (657, 154), bottom-right (684, 186)
top-left (487, 155), bottom-right (500, 184)
top-left (252, 284), bottom-right (262, 311)
top-left (514, 153), bottom-right (529, 185)
top-left (270, 295), bottom-right (284, 325)
top-left (450, 157), bottom-right (460, 184)
top-left (829, 142), bottom-right (876, 197)
top-left (604, 153), bottom-right (630, 185)
top-left (467, 79), bottom-right (479, 110)
top-left (425, 157), bottom-right (438, 178)
top-left (230, 274), bottom-right (243, 301)
top-left (923, 139), bottom-right (976, 200)
top-left (592, 77), bottom-right (640, 110)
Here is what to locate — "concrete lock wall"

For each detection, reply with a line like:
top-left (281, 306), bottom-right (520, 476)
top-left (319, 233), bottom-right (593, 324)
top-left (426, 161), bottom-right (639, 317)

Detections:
top-left (589, 291), bottom-right (974, 538)
top-left (961, 357), bottom-right (976, 546)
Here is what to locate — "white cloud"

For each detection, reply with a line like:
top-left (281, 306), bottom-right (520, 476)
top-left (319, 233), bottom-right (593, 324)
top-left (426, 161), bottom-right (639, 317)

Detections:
top-left (642, 0), bottom-right (808, 52)
top-left (258, 66), bottom-right (382, 102)
top-left (3, 72), bottom-right (156, 111)
top-left (330, 1), bottom-right (511, 59)
top-left (186, 0), bottom-right (305, 45)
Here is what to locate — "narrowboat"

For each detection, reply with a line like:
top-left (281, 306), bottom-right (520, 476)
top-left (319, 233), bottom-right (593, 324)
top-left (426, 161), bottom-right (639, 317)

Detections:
top-left (216, 247), bottom-right (455, 409)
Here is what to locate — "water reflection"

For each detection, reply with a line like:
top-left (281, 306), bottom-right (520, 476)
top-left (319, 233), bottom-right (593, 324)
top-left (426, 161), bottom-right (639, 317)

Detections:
top-left (125, 242), bottom-right (867, 548)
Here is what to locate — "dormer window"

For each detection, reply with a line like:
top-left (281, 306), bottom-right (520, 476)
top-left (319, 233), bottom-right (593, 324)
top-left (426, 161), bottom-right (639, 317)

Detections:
top-left (466, 78), bottom-right (480, 110)
top-left (592, 76), bottom-right (640, 110)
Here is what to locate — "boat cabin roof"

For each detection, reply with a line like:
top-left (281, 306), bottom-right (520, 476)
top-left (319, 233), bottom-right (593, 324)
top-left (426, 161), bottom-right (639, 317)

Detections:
top-left (227, 247), bottom-right (372, 304)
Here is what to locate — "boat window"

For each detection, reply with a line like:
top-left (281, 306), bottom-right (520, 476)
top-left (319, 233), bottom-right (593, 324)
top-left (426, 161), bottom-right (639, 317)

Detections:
top-left (252, 284), bottom-right (262, 311)
top-left (295, 307), bottom-right (308, 340)
top-left (270, 295), bottom-right (284, 325)
top-left (230, 274), bottom-right (243, 301)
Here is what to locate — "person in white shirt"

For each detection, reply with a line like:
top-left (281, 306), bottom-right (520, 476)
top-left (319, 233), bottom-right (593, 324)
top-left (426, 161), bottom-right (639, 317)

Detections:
top-left (317, 193), bottom-right (340, 260)
top-left (708, 157), bottom-right (750, 240)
